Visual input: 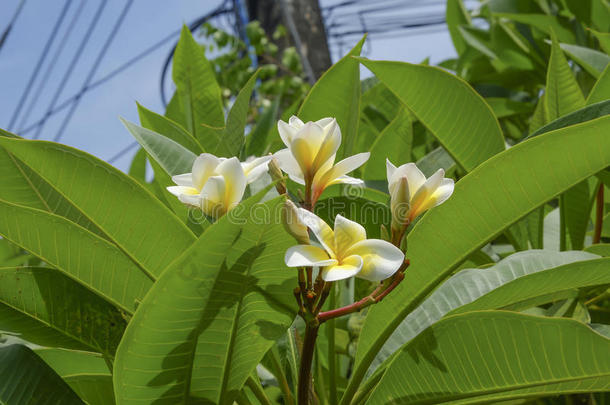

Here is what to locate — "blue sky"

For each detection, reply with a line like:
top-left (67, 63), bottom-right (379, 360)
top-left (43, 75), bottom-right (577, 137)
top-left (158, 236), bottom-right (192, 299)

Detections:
top-left (0, 0), bottom-right (456, 171)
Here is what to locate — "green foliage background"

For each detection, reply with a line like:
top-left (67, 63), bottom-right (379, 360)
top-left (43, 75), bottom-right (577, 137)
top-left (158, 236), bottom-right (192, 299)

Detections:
top-left (1, 0), bottom-right (610, 404)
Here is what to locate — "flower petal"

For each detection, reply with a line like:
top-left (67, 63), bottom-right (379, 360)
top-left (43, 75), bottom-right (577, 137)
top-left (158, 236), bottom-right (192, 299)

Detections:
top-left (390, 176), bottom-right (410, 230)
top-left (278, 119), bottom-right (299, 146)
top-left (192, 153), bottom-right (221, 190)
top-left (321, 255), bottom-right (363, 282)
top-left (285, 245), bottom-right (336, 267)
top-left (334, 214), bottom-right (366, 253)
top-left (274, 149), bottom-right (305, 185)
top-left (242, 155), bottom-right (272, 184)
top-left (167, 185), bottom-right (199, 198)
top-left (314, 152), bottom-right (370, 190)
top-left (216, 157), bottom-right (247, 210)
top-left (409, 168), bottom-right (445, 220)
top-left (296, 208), bottom-right (335, 256)
top-left (326, 175), bottom-right (365, 187)
top-left (431, 178), bottom-right (455, 206)
top-left (171, 173), bottom-right (193, 187)
top-left (412, 177), bottom-right (454, 218)
top-left (312, 119), bottom-right (341, 171)
top-left (390, 162), bottom-right (426, 198)
top-left (199, 179), bottom-right (226, 217)
top-left (386, 159), bottom-right (397, 183)
top-left (315, 117), bottom-right (334, 128)
top-left (289, 115), bottom-right (304, 127)
top-left (291, 122), bottom-right (325, 174)
top-left (346, 239), bottom-right (404, 281)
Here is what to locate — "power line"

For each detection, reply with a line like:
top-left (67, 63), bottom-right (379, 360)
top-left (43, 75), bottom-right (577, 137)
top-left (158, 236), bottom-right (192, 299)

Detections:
top-left (53, 0), bottom-right (134, 142)
top-left (19, 9), bottom-right (232, 137)
top-left (0, 0), bottom-right (27, 53)
top-left (159, 0), bottom-right (233, 106)
top-left (32, 0), bottom-right (108, 139)
top-left (7, 0), bottom-right (72, 131)
top-left (17, 0), bottom-right (86, 131)
top-left (108, 141), bottom-right (138, 164)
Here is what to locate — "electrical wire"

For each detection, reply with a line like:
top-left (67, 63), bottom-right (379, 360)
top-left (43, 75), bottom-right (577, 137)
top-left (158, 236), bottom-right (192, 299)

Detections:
top-left (0, 0), bottom-right (27, 53)
top-left (32, 0), bottom-right (108, 139)
top-left (16, 0), bottom-right (86, 132)
top-left (52, 0), bottom-right (134, 142)
top-left (158, 0), bottom-right (233, 107)
top-left (19, 8), bottom-right (232, 137)
top-left (108, 140), bottom-right (138, 164)
top-left (7, 0), bottom-right (72, 131)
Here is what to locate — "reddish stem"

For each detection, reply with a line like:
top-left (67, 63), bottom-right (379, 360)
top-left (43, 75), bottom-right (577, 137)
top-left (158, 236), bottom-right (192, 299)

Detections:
top-left (297, 323), bottom-right (319, 405)
top-left (372, 272), bottom-right (405, 302)
top-left (318, 259), bottom-right (410, 323)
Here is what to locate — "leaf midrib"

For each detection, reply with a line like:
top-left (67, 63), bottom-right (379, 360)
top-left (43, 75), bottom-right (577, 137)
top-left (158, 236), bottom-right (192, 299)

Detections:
top-left (218, 221), bottom-right (272, 404)
top-left (0, 295), bottom-right (107, 356)
top-left (0, 202), bottom-right (139, 314)
top-left (8, 152), bottom-right (165, 282)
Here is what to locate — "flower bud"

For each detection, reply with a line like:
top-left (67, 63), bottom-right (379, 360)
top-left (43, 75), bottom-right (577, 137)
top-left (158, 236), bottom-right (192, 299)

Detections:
top-left (387, 159), bottom-right (454, 232)
top-left (268, 157), bottom-right (286, 195)
top-left (390, 176), bottom-right (410, 233)
top-left (282, 200), bottom-right (309, 244)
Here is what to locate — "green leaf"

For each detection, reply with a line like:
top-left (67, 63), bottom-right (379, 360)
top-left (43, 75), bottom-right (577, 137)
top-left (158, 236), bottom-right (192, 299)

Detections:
top-left (367, 312), bottom-right (610, 404)
top-left (587, 64), bottom-right (610, 105)
top-left (63, 375), bottom-right (115, 405)
top-left (545, 34), bottom-right (588, 251)
top-left (451, 256), bottom-right (610, 314)
top-left (0, 130), bottom-right (105, 238)
top-left (415, 146), bottom-right (456, 177)
top-left (172, 25), bottom-right (224, 146)
top-left (314, 196), bottom-right (390, 240)
top-left (585, 244), bottom-right (610, 256)
top-left (0, 137), bottom-right (196, 278)
top-left (0, 200), bottom-right (152, 313)
top-left (486, 98), bottom-right (532, 118)
top-left (367, 250), bottom-right (600, 374)
top-left (363, 110), bottom-right (412, 180)
top-left (528, 100), bottom-right (610, 139)
top-left (36, 348), bottom-right (110, 376)
top-left (298, 36), bottom-right (365, 158)
top-left (545, 35), bottom-right (586, 121)
top-left (590, 29), bottom-right (610, 55)
top-left (137, 103), bottom-right (204, 154)
top-left (214, 69), bottom-right (259, 157)
top-left (343, 115), bottom-right (610, 404)
top-left (0, 266), bottom-right (127, 356)
top-left (113, 192), bottom-right (296, 405)
top-left (358, 58), bottom-right (505, 172)
top-left (246, 98), bottom-right (280, 156)
top-left (493, 13), bottom-right (576, 44)
top-left (128, 148), bottom-right (148, 185)
top-left (558, 42), bottom-right (610, 78)
top-left (36, 348), bottom-right (115, 405)
top-left (121, 118), bottom-right (197, 176)
top-left (0, 344), bottom-right (85, 405)
top-left (458, 26), bottom-right (497, 60)
top-left (446, 0), bottom-right (471, 55)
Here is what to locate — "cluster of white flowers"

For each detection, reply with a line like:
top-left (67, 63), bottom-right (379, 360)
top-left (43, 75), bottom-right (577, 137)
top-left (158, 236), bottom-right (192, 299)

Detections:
top-left (167, 116), bottom-right (454, 282)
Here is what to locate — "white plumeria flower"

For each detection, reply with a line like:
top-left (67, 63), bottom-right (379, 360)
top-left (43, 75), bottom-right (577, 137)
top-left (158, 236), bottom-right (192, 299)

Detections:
top-left (167, 153), bottom-right (271, 218)
top-left (386, 159), bottom-right (454, 231)
top-left (274, 116), bottom-right (370, 203)
top-left (284, 209), bottom-right (404, 282)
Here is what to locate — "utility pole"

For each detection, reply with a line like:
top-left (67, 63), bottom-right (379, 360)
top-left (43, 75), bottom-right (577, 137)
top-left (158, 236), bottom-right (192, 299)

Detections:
top-left (246, 0), bottom-right (332, 83)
